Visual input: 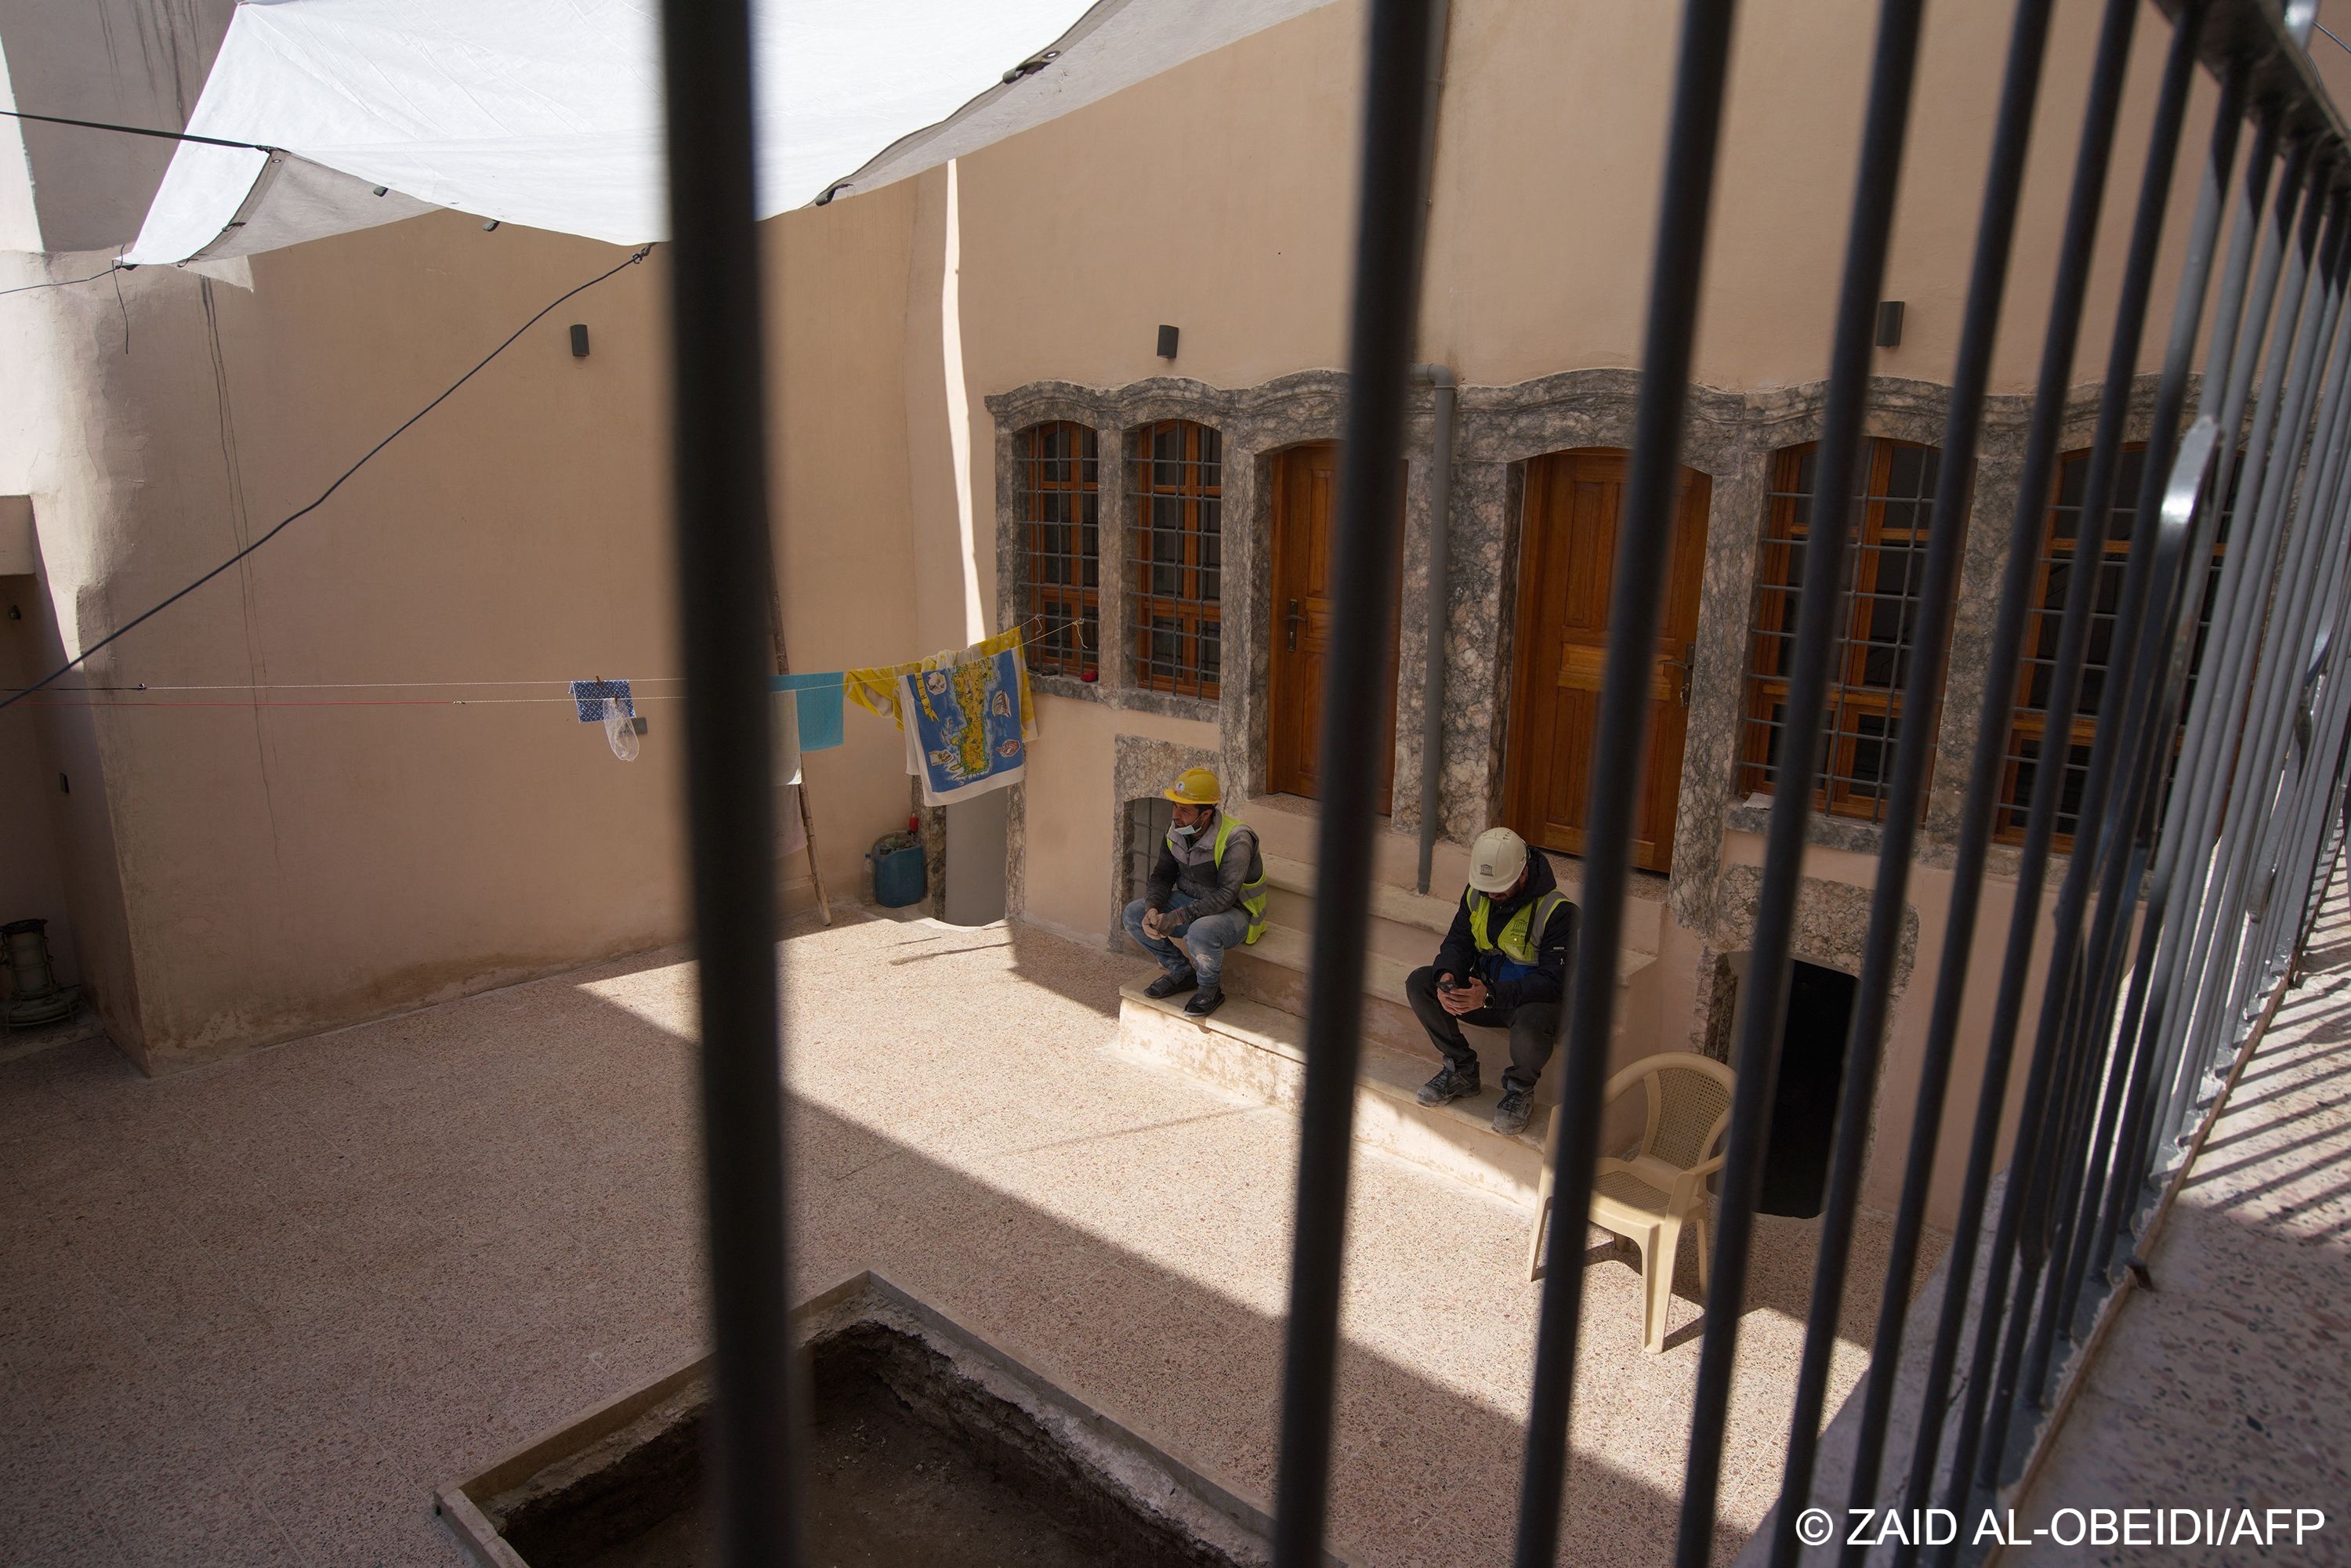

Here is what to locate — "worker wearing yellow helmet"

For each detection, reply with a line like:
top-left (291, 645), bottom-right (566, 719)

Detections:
top-left (1407, 825), bottom-right (1578, 1136)
top-left (1121, 766), bottom-right (1266, 1019)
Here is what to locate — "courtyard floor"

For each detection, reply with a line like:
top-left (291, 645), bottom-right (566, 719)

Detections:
top-left (3, 910), bottom-right (1936, 1566)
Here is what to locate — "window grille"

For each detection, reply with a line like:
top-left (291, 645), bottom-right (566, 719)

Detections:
top-left (1739, 438), bottom-right (1946, 822)
top-left (1127, 420), bottom-right (1223, 699)
top-left (1014, 422), bottom-right (1099, 677)
top-left (1997, 444), bottom-right (2233, 848)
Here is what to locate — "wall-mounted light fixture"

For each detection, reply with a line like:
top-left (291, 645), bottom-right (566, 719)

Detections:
top-left (1875, 300), bottom-right (1905, 349)
top-left (571, 324), bottom-right (591, 358)
top-left (1156, 324), bottom-right (1179, 360)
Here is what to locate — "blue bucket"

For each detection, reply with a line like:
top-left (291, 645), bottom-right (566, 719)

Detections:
top-left (871, 844), bottom-right (927, 909)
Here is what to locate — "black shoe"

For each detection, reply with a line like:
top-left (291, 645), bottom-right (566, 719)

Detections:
top-left (1417, 1064), bottom-right (1481, 1107)
top-left (1145, 968), bottom-right (1198, 1000)
top-left (1183, 986), bottom-right (1225, 1019)
top-left (1492, 1088), bottom-right (1534, 1137)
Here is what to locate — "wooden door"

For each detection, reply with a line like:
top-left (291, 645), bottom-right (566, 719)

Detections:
top-left (1504, 448), bottom-right (1712, 873)
top-left (1267, 443), bottom-right (1402, 805)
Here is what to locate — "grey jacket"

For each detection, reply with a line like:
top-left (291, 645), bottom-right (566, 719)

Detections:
top-left (1143, 809), bottom-right (1262, 924)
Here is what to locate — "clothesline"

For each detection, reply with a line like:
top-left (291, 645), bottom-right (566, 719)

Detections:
top-left (3, 616), bottom-right (1074, 700)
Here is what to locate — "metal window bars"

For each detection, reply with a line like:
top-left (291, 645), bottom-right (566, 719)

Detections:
top-left (1016, 421), bottom-right (1101, 677)
top-left (1128, 418), bottom-right (1224, 699)
top-left (653, 1), bottom-right (2351, 1565)
top-left (1742, 437), bottom-right (1947, 824)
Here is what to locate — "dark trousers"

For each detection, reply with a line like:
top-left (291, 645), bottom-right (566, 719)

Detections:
top-left (1405, 965), bottom-right (1560, 1095)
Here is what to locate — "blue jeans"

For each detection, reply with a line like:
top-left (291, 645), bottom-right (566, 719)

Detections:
top-left (1122, 890), bottom-right (1251, 990)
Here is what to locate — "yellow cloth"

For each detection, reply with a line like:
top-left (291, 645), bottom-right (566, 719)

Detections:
top-left (844, 626), bottom-right (1036, 733)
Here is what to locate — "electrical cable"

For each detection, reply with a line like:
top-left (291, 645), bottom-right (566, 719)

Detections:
top-left (0, 107), bottom-right (271, 151)
top-left (0, 264), bottom-right (124, 299)
top-left (0, 242), bottom-right (656, 715)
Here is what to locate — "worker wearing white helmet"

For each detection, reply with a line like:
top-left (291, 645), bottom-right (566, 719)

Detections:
top-left (1407, 825), bottom-right (1578, 1136)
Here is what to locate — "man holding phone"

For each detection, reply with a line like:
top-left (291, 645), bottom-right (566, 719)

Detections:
top-left (1407, 826), bottom-right (1578, 1135)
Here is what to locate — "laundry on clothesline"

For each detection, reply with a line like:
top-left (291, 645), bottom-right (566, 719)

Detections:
top-left (772, 690), bottom-right (802, 786)
top-left (899, 641), bottom-right (1027, 807)
top-left (769, 672), bottom-right (845, 751)
top-left (569, 678), bottom-right (633, 722)
top-left (845, 627), bottom-right (1036, 737)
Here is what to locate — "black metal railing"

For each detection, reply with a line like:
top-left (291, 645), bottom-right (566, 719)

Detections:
top-left (654, 1), bottom-right (2351, 1564)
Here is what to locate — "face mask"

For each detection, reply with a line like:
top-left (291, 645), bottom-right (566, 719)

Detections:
top-left (1171, 821), bottom-right (1201, 839)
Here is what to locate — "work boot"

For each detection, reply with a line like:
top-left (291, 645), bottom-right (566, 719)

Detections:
top-left (1492, 1088), bottom-right (1534, 1137)
top-left (1183, 986), bottom-right (1225, 1019)
top-left (1416, 1064), bottom-right (1481, 1106)
top-left (1145, 968), bottom-right (1199, 1000)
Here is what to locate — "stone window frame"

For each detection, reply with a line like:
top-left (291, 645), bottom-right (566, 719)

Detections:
top-left (984, 368), bottom-right (2175, 944)
top-left (985, 371), bottom-right (1389, 820)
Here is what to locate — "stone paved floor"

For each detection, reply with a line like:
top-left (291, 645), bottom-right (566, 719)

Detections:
top-left (2014, 877), bottom-right (2351, 1563)
top-left (3, 910), bottom-right (1931, 1567)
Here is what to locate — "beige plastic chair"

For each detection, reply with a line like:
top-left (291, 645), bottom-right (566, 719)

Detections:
top-left (1526, 1052), bottom-right (1736, 1353)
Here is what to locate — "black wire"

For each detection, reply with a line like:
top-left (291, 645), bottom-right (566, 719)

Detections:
top-left (0, 265), bottom-right (122, 299)
top-left (0, 107), bottom-right (271, 151)
top-left (0, 244), bottom-right (656, 713)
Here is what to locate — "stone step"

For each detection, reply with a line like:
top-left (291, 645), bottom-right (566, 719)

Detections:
top-left (1113, 982), bottom-right (1548, 1208)
top-left (1215, 916), bottom-right (1654, 1091)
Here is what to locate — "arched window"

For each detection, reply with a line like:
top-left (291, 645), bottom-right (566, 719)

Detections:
top-left (1013, 422), bottom-right (1099, 677)
top-left (1996, 444), bottom-right (2233, 848)
top-left (1741, 437), bottom-right (1950, 822)
top-left (1128, 419), bottom-right (1223, 699)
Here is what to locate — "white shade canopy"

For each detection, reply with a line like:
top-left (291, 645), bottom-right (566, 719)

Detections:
top-left (125, 0), bottom-right (1331, 266)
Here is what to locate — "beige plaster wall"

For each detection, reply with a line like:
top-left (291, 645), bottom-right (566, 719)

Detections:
top-left (948, 0), bottom-right (2218, 412)
top-left (0, 177), bottom-right (930, 1070)
top-left (1017, 693), bottom-right (1221, 947)
top-left (933, 0), bottom-right (2245, 1229)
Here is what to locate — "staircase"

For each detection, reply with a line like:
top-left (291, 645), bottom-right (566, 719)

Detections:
top-left (1112, 842), bottom-right (1666, 1208)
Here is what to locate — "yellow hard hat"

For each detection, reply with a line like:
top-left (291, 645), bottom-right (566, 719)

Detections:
top-left (1165, 766), bottom-right (1221, 806)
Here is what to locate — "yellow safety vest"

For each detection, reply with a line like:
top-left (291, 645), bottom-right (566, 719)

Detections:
top-left (1168, 811), bottom-right (1269, 944)
top-left (1466, 887), bottom-right (1568, 968)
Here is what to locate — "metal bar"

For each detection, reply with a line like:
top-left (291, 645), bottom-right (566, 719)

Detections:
top-left (1925, 11), bottom-right (2206, 1532)
top-left (2071, 118), bottom-right (2304, 1321)
top-left (2005, 54), bottom-right (2249, 1429)
top-left (1269, 2), bottom-right (1436, 1560)
top-left (1762, 5), bottom-right (2056, 1563)
top-left (654, 0), bottom-right (800, 1561)
top-left (2107, 162), bottom-right (2331, 1233)
top-left (2163, 199), bottom-right (2351, 1146)
top-left (1675, 5), bottom-right (1927, 1562)
top-left (1835, 1), bottom-right (2141, 1545)
top-left (1510, 4), bottom-right (1740, 1563)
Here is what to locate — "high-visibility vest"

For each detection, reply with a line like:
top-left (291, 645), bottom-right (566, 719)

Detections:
top-left (1168, 811), bottom-right (1269, 944)
top-left (1465, 886), bottom-right (1569, 969)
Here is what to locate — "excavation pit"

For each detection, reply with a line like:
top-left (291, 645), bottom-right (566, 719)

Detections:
top-left (436, 1273), bottom-right (1281, 1567)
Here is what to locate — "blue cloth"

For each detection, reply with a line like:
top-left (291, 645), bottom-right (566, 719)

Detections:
top-left (1123, 890), bottom-right (1249, 991)
top-left (570, 679), bottom-right (633, 722)
top-left (899, 648), bottom-right (1025, 806)
top-left (769, 672), bottom-right (845, 751)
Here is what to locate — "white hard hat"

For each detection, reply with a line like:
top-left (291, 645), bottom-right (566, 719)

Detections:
top-left (1468, 827), bottom-right (1529, 895)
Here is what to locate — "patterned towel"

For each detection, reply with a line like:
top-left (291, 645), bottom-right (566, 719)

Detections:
top-left (899, 643), bottom-right (1027, 806)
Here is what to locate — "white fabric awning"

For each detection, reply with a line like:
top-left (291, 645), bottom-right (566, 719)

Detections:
top-left (125, 0), bottom-right (1334, 266)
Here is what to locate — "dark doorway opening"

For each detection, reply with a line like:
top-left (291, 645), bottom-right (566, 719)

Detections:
top-left (1759, 959), bottom-right (1857, 1219)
